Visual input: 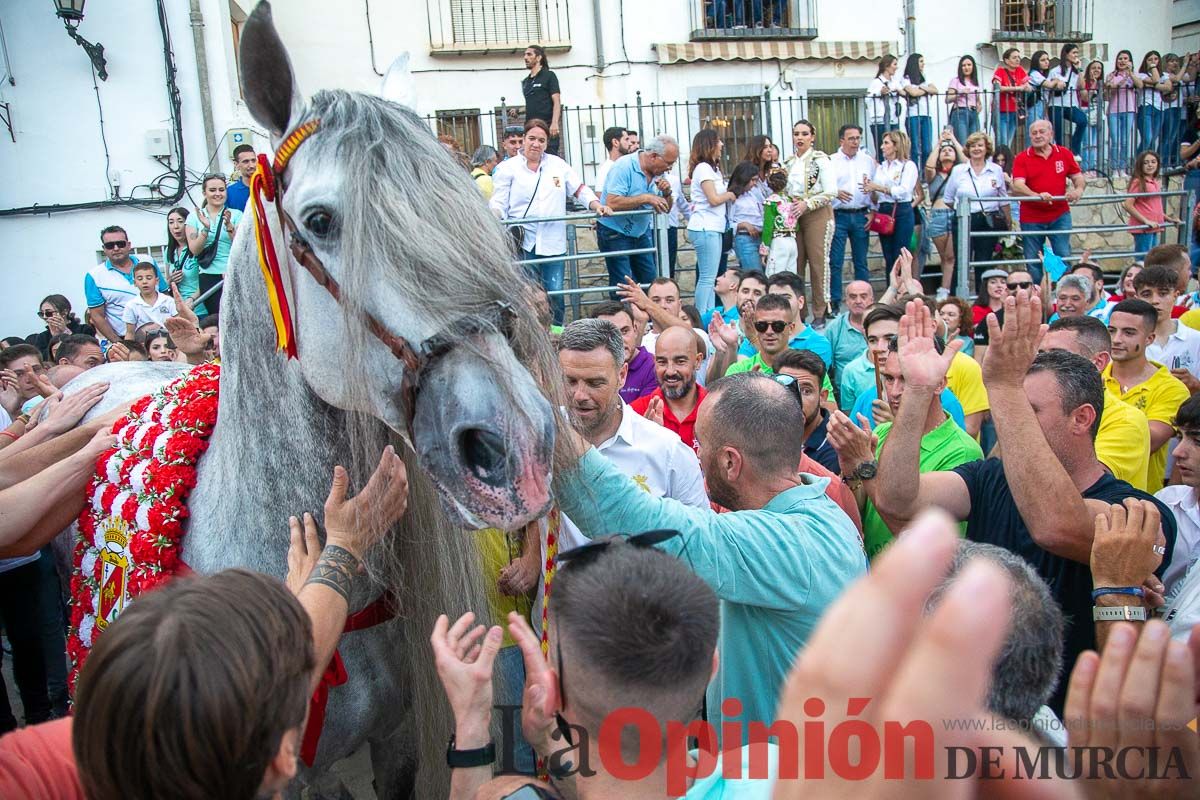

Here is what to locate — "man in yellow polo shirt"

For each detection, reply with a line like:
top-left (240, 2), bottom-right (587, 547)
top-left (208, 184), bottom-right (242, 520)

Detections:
top-left (945, 350), bottom-right (989, 437)
top-left (1043, 316), bottom-right (1151, 490)
top-left (1105, 299), bottom-right (1191, 490)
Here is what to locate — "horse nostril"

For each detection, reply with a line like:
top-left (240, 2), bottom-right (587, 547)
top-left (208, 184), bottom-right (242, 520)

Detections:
top-left (458, 427), bottom-right (508, 487)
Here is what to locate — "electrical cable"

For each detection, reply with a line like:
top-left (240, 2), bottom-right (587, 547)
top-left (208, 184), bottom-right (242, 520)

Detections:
top-left (90, 59), bottom-right (115, 199)
top-left (0, 0), bottom-right (186, 216)
top-left (364, 0), bottom-right (385, 77)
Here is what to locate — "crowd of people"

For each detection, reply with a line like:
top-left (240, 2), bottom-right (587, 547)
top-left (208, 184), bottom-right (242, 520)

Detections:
top-left (2, 53), bottom-right (1200, 799)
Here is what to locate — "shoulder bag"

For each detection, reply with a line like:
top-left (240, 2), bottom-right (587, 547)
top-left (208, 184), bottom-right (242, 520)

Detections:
top-left (194, 210), bottom-right (225, 270)
top-left (509, 168), bottom-right (543, 256)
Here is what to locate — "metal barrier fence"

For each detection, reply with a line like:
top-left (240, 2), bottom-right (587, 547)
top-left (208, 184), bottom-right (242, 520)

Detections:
top-left (953, 189), bottom-right (1193, 297)
top-left (429, 81), bottom-right (1198, 192)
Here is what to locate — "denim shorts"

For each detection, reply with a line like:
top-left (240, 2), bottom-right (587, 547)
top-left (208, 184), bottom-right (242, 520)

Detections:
top-left (926, 207), bottom-right (955, 238)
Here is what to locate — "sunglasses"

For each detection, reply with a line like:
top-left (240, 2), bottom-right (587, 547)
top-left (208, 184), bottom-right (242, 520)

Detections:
top-left (37, 310), bottom-right (61, 319)
top-left (1007, 281), bottom-right (1033, 290)
top-left (754, 320), bottom-right (789, 334)
top-left (102, 240), bottom-right (129, 249)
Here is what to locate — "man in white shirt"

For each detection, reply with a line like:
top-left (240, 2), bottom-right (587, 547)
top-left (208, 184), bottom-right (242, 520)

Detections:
top-left (593, 126), bottom-right (630, 194)
top-left (1159, 395), bottom-right (1200, 627)
top-left (827, 125), bottom-right (876, 314)
top-left (551, 318), bottom-right (708, 561)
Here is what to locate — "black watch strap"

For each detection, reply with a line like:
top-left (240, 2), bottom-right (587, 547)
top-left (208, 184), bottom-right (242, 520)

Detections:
top-left (446, 733), bottom-right (496, 768)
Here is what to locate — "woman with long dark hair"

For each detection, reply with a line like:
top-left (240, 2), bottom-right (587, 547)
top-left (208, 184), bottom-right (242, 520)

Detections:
top-left (741, 134), bottom-right (779, 179)
top-left (687, 129), bottom-right (736, 313)
top-left (185, 174), bottom-right (243, 314)
top-left (166, 206), bottom-right (205, 316)
top-left (784, 119), bottom-right (837, 325)
top-left (1026, 50), bottom-right (1052, 130)
top-left (1078, 59), bottom-right (1105, 175)
top-left (947, 55), bottom-right (982, 144)
top-left (901, 53), bottom-right (937, 170)
top-left (1046, 44), bottom-right (1088, 155)
top-left (867, 54), bottom-right (904, 161)
top-left (24, 294), bottom-right (94, 359)
top-left (1106, 50), bottom-right (1139, 176)
top-left (1136, 50), bottom-right (1167, 154)
top-left (991, 47), bottom-right (1031, 151)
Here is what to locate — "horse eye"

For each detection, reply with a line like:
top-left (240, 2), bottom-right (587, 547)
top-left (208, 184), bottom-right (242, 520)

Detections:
top-left (304, 209), bottom-right (334, 238)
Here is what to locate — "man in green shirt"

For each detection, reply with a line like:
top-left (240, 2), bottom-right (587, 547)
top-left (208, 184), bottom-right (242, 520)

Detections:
top-left (830, 335), bottom-right (982, 559)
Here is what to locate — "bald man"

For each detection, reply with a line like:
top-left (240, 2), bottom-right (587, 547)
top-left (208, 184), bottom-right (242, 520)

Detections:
top-left (823, 278), bottom-right (875, 380)
top-left (630, 325), bottom-right (707, 453)
top-left (1012, 119), bottom-right (1085, 283)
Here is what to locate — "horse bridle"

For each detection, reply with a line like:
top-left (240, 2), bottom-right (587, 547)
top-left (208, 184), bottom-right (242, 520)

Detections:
top-left (254, 118), bottom-right (517, 439)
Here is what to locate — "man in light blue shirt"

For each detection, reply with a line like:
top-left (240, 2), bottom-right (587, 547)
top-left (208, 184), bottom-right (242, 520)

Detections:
top-left (598, 135), bottom-right (679, 290)
top-left (555, 372), bottom-right (866, 744)
top-left (84, 225), bottom-right (167, 343)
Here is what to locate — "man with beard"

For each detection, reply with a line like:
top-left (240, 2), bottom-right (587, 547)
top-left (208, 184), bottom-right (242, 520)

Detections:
top-left (551, 369), bottom-right (866, 741)
top-left (828, 335), bottom-right (983, 560)
top-left (630, 326), bottom-right (706, 453)
top-left (553, 319), bottom-right (707, 560)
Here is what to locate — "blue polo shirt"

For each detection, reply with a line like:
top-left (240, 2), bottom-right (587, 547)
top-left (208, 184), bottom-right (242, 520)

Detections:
top-left (84, 256), bottom-right (168, 336)
top-left (700, 304), bottom-right (740, 330)
top-left (225, 178), bottom-right (251, 212)
top-left (850, 386), bottom-right (967, 432)
top-left (599, 153), bottom-right (660, 238)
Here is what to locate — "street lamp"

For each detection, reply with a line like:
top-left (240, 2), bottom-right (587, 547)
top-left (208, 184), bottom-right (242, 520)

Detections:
top-left (53, 0), bottom-right (108, 81)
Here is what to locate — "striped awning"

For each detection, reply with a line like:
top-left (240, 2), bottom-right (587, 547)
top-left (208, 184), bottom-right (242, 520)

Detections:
top-left (988, 41), bottom-right (1109, 63)
top-left (655, 40), bottom-right (895, 65)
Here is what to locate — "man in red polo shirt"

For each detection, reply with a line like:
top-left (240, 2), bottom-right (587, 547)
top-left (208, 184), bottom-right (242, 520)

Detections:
top-left (631, 325), bottom-right (705, 453)
top-left (1012, 119), bottom-right (1086, 284)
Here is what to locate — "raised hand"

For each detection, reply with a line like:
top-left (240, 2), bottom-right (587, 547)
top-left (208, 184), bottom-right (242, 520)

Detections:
top-left (0, 369), bottom-right (21, 416)
top-left (164, 317), bottom-right (210, 361)
top-left (170, 283), bottom-right (198, 324)
top-left (827, 410), bottom-right (878, 475)
top-left (615, 276), bottom-right (650, 311)
top-left (431, 611), bottom-right (502, 744)
top-left (507, 610), bottom-right (560, 758)
top-left (322, 445), bottom-right (408, 560)
top-left (897, 299), bottom-right (962, 390)
top-left (708, 312), bottom-right (739, 354)
top-left (981, 289), bottom-right (1046, 390)
top-left (644, 394), bottom-right (665, 427)
top-left (104, 342), bottom-right (130, 363)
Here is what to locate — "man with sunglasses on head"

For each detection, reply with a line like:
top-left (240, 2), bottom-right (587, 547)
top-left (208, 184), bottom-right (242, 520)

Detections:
top-left (83, 225), bottom-right (168, 346)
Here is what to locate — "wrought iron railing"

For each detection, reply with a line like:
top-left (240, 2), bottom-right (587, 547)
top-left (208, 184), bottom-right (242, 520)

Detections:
top-left (991, 0), bottom-right (1092, 41)
top-left (427, 0), bottom-right (571, 54)
top-left (688, 0), bottom-right (817, 40)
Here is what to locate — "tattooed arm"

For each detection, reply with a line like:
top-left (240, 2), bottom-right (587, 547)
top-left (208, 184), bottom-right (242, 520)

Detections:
top-left (285, 446), bottom-right (410, 694)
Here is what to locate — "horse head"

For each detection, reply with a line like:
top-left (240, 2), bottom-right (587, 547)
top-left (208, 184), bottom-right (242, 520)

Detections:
top-left (237, 2), bottom-right (558, 530)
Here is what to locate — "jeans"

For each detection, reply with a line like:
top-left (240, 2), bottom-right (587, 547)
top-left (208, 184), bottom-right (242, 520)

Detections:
top-left (691, 229), bottom-right (723, 314)
top-left (1049, 106), bottom-right (1087, 154)
top-left (522, 254), bottom-right (565, 325)
top-left (829, 209), bottom-right (870, 303)
top-left (906, 115), bottom-right (933, 173)
top-left (35, 549), bottom-right (67, 717)
top-left (997, 111), bottom-right (1017, 151)
top-left (597, 225), bottom-right (657, 291)
top-left (1020, 212), bottom-right (1072, 281)
top-left (1080, 121), bottom-right (1099, 172)
top-left (949, 108), bottom-right (980, 145)
top-left (1109, 112), bottom-right (1135, 171)
top-left (1133, 231), bottom-right (1160, 258)
top-left (877, 201), bottom-right (915, 275)
top-left (1138, 106), bottom-right (1162, 154)
top-left (494, 645), bottom-right (537, 774)
top-left (1160, 111), bottom-right (1181, 169)
top-left (733, 231), bottom-right (762, 270)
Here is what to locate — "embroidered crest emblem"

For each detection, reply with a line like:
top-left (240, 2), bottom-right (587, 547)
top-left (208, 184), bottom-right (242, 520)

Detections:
top-left (97, 516), bottom-right (131, 631)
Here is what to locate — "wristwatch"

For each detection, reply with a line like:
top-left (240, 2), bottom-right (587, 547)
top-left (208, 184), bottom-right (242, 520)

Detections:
top-left (843, 460), bottom-right (878, 489)
top-left (1092, 606), bottom-right (1148, 622)
top-left (445, 733), bottom-right (495, 768)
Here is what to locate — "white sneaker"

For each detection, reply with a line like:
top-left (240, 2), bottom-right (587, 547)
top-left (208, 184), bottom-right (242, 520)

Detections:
top-left (935, 287), bottom-right (950, 301)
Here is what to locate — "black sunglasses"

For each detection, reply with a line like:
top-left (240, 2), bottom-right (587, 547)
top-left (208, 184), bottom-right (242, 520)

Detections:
top-left (37, 310), bottom-right (61, 319)
top-left (1007, 281), bottom-right (1033, 290)
top-left (754, 320), bottom-right (788, 334)
top-left (102, 240), bottom-right (129, 249)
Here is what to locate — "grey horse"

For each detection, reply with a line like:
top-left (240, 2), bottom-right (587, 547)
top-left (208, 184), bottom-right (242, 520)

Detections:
top-left (56, 2), bottom-right (567, 794)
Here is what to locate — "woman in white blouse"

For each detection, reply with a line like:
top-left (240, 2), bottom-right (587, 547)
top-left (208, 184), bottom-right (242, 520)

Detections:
top-left (901, 53), bottom-right (938, 172)
top-left (1045, 44), bottom-right (1088, 156)
top-left (868, 55), bottom-right (905, 162)
top-left (863, 130), bottom-right (919, 275)
top-left (687, 129), bottom-right (736, 314)
top-left (942, 132), bottom-right (1010, 293)
top-left (490, 119), bottom-right (610, 324)
top-left (784, 119), bottom-right (838, 326)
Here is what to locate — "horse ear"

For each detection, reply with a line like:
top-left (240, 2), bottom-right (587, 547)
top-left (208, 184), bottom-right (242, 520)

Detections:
top-left (239, 1), bottom-right (306, 142)
top-left (379, 53), bottom-right (417, 110)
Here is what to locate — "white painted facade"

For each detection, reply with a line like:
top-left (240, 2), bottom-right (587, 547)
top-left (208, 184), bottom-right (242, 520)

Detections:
top-left (0, 0), bottom-right (1178, 332)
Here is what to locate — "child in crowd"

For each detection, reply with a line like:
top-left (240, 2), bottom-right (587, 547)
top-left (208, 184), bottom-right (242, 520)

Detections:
top-left (1124, 150), bottom-right (1181, 258)
top-left (759, 169), bottom-right (797, 276)
top-left (121, 263), bottom-right (178, 339)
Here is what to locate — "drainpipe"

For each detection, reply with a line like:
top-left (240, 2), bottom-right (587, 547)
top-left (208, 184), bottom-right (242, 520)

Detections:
top-left (591, 0), bottom-right (606, 70)
top-left (189, 0), bottom-right (218, 160)
top-left (903, 0), bottom-right (916, 54)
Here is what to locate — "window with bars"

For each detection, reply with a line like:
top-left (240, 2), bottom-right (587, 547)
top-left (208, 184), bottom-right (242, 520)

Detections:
top-left (450, 0), bottom-right (542, 46)
top-left (436, 109), bottom-right (483, 155)
top-left (697, 97), bottom-right (761, 175)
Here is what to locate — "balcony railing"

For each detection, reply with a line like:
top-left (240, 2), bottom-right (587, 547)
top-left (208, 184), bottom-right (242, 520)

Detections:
top-left (689, 0), bottom-right (817, 41)
top-left (992, 0), bottom-right (1092, 42)
top-left (427, 0), bottom-right (571, 54)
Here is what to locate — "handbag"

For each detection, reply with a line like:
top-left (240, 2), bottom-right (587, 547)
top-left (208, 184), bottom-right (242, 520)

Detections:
top-left (967, 169), bottom-right (1009, 232)
top-left (867, 210), bottom-right (895, 235)
top-left (509, 168), bottom-right (543, 256)
top-left (194, 211), bottom-right (225, 270)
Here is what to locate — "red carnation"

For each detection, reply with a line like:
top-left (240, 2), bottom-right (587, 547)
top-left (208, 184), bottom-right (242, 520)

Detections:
top-left (129, 395), bottom-right (153, 419)
top-left (121, 495), bottom-right (140, 524)
top-left (66, 636), bottom-right (87, 664)
top-left (144, 463), bottom-right (190, 496)
top-left (163, 433), bottom-right (205, 464)
top-left (100, 484), bottom-right (120, 512)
